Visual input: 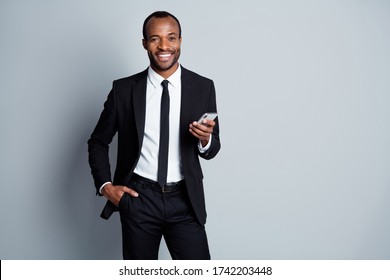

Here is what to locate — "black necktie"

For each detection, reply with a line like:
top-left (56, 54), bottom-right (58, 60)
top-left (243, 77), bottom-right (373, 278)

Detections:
top-left (157, 80), bottom-right (170, 187)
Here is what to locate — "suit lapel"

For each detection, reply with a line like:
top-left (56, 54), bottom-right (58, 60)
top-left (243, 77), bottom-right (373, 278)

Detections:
top-left (180, 67), bottom-right (196, 136)
top-left (132, 69), bottom-right (148, 146)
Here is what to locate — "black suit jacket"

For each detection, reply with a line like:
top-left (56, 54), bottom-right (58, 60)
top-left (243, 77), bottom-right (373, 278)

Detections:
top-left (87, 66), bottom-right (220, 225)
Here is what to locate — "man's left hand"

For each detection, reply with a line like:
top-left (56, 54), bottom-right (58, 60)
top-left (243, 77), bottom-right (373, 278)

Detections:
top-left (189, 119), bottom-right (215, 147)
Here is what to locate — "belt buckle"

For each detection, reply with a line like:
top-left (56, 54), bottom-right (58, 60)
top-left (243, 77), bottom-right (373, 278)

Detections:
top-left (162, 182), bottom-right (177, 193)
top-left (161, 185), bottom-right (169, 193)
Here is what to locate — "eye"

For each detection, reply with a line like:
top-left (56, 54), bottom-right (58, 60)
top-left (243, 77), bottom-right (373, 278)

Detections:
top-left (149, 37), bottom-right (159, 43)
top-left (169, 36), bottom-right (177, 41)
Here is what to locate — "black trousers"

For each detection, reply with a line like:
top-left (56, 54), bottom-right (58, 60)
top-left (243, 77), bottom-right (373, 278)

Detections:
top-left (118, 174), bottom-right (210, 260)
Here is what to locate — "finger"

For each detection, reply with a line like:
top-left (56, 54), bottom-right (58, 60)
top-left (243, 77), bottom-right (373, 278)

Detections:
top-left (189, 129), bottom-right (201, 140)
top-left (189, 126), bottom-right (205, 138)
top-left (192, 120), bottom-right (215, 130)
top-left (190, 124), bottom-right (211, 138)
top-left (191, 122), bottom-right (213, 134)
top-left (189, 128), bottom-right (210, 142)
top-left (201, 119), bottom-right (215, 127)
top-left (123, 186), bottom-right (139, 197)
top-left (189, 127), bottom-right (200, 139)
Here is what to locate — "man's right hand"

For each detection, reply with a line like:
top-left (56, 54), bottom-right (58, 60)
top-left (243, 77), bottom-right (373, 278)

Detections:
top-left (102, 183), bottom-right (139, 207)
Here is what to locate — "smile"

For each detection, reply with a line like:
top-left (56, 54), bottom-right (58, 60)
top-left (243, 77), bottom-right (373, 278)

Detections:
top-left (158, 53), bottom-right (173, 58)
top-left (156, 53), bottom-right (173, 62)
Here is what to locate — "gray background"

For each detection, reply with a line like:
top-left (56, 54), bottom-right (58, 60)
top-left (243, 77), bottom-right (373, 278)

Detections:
top-left (1, 0), bottom-right (389, 259)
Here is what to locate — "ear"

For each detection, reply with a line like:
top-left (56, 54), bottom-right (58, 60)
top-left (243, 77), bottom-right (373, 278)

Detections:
top-left (142, 39), bottom-right (147, 50)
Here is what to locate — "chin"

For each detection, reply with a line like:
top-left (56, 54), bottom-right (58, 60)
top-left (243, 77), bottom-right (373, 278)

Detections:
top-left (153, 61), bottom-right (178, 72)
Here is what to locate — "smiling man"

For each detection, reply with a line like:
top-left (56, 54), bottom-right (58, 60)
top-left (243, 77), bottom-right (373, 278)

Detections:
top-left (88, 11), bottom-right (221, 260)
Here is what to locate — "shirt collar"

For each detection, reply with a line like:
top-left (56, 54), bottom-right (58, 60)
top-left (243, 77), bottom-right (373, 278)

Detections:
top-left (147, 64), bottom-right (181, 89)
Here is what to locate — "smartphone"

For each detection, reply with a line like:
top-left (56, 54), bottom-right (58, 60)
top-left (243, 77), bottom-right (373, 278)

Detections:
top-left (197, 112), bottom-right (218, 123)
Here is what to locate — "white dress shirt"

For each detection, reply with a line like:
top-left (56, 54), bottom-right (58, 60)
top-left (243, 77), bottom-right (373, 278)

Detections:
top-left (133, 66), bottom-right (183, 183)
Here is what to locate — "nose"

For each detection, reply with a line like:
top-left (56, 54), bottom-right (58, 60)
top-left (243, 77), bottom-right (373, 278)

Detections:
top-left (158, 38), bottom-right (169, 50)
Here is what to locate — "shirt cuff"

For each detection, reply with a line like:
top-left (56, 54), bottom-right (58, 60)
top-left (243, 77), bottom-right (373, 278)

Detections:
top-left (198, 135), bottom-right (212, 153)
top-left (99, 182), bottom-right (112, 195)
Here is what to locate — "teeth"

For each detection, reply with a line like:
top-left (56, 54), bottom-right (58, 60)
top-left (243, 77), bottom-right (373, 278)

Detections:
top-left (159, 54), bottom-right (171, 57)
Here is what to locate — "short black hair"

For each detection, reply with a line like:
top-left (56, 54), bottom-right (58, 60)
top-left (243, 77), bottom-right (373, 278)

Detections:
top-left (143, 11), bottom-right (182, 40)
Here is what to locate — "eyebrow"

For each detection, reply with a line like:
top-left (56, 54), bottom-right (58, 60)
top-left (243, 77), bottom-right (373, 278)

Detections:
top-left (149, 32), bottom-right (179, 38)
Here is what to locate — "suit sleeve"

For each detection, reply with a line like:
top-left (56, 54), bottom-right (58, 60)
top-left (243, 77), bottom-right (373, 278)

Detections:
top-left (198, 80), bottom-right (221, 160)
top-left (87, 83), bottom-right (117, 195)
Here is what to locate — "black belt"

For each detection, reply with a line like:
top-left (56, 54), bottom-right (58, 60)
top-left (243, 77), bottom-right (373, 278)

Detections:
top-left (131, 173), bottom-right (185, 193)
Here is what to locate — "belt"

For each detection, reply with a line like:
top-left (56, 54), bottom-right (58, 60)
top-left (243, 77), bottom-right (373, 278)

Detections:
top-left (131, 173), bottom-right (185, 193)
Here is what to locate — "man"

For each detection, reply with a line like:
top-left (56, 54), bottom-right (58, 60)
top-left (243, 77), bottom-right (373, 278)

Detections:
top-left (88, 11), bottom-right (220, 260)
